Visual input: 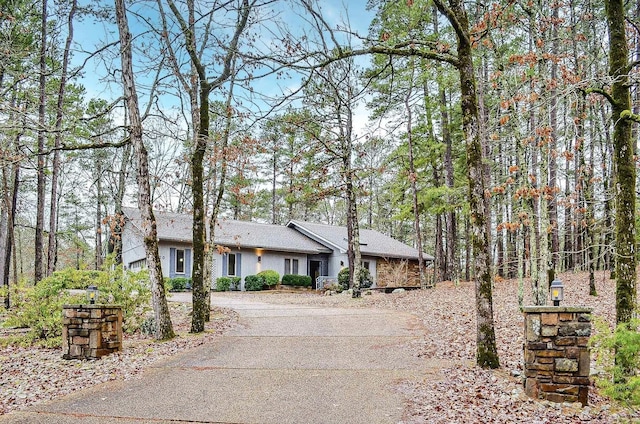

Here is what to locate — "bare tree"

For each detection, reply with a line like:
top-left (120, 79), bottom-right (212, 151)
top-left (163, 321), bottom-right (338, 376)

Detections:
top-left (34, 0), bottom-right (48, 284)
top-left (48, 0), bottom-right (78, 276)
top-left (114, 0), bottom-right (174, 340)
top-left (160, 0), bottom-right (253, 333)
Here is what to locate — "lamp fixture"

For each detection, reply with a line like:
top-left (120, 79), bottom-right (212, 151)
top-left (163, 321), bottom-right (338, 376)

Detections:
top-left (550, 279), bottom-right (564, 306)
top-left (86, 285), bottom-right (99, 305)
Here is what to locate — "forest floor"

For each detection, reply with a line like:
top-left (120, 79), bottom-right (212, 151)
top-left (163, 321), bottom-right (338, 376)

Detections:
top-left (243, 271), bottom-right (640, 423)
top-left (1, 270), bottom-right (639, 423)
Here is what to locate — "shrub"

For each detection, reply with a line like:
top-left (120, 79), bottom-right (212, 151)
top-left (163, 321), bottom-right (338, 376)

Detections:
top-left (230, 276), bottom-right (241, 290)
top-left (3, 264), bottom-right (151, 346)
top-left (215, 276), bottom-right (241, 291)
top-left (257, 270), bottom-right (280, 287)
top-left (3, 278), bottom-right (83, 346)
top-left (106, 267), bottom-right (152, 333)
top-left (215, 277), bottom-right (232, 292)
top-left (281, 274), bottom-right (312, 287)
top-left (591, 317), bottom-right (640, 407)
top-left (338, 267), bottom-right (373, 291)
top-left (244, 275), bottom-right (265, 291)
top-left (168, 277), bottom-right (191, 291)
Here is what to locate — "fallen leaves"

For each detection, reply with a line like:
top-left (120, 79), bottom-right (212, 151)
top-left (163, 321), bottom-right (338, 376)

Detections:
top-left (1, 271), bottom-right (638, 423)
top-left (237, 271), bottom-right (639, 423)
top-left (0, 304), bottom-right (237, 415)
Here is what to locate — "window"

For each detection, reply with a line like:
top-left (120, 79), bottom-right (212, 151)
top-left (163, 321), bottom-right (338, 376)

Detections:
top-left (227, 253), bottom-right (236, 276)
top-left (129, 258), bottom-right (146, 271)
top-left (176, 249), bottom-right (185, 274)
top-left (284, 258), bottom-right (299, 275)
top-left (362, 261), bottom-right (370, 271)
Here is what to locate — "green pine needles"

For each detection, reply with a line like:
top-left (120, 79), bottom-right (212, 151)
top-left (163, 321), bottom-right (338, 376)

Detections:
top-left (591, 316), bottom-right (640, 407)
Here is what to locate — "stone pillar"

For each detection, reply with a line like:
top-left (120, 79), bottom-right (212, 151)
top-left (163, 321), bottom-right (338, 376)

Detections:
top-left (62, 304), bottom-right (123, 360)
top-left (522, 306), bottom-right (591, 406)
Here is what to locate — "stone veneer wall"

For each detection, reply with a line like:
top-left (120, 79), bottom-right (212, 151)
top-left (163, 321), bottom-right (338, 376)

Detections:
top-left (62, 304), bottom-right (123, 360)
top-left (522, 306), bottom-right (592, 406)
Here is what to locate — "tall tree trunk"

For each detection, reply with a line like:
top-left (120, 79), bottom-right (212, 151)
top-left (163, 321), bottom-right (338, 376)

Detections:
top-left (434, 211), bottom-right (444, 283)
top-left (464, 216), bottom-right (470, 281)
top-left (346, 165), bottom-right (362, 298)
top-left (343, 103), bottom-right (362, 298)
top-left (435, 0), bottom-right (499, 368)
top-left (563, 131), bottom-right (574, 271)
top-left (600, 120), bottom-right (613, 274)
top-left (547, 3), bottom-right (560, 282)
top-left (441, 88), bottom-right (457, 283)
top-left (95, 158), bottom-right (104, 270)
top-left (204, 68), bottom-right (235, 322)
top-left (48, 0), bottom-right (77, 276)
top-left (4, 164), bottom-right (19, 308)
top-left (190, 80), bottom-right (210, 333)
top-left (537, 118), bottom-right (550, 306)
top-left (574, 103), bottom-right (585, 271)
top-left (585, 108), bottom-right (596, 296)
top-left (34, 0), bottom-right (48, 284)
top-left (495, 141), bottom-right (505, 278)
top-left (405, 61), bottom-right (427, 289)
top-left (114, 0), bottom-right (174, 340)
top-left (1, 172), bottom-right (9, 307)
top-left (163, 0), bottom-right (251, 333)
top-left (1, 161), bottom-right (19, 309)
top-left (528, 14), bottom-right (542, 304)
top-left (605, 0), bottom-right (637, 324)
top-left (432, 6), bottom-right (456, 283)
top-left (1, 94), bottom-right (23, 308)
top-left (109, 138), bottom-right (130, 265)
top-left (271, 147), bottom-right (277, 224)
top-left (422, 80), bottom-right (445, 283)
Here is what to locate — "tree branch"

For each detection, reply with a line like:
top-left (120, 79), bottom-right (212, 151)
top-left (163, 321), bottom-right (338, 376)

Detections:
top-left (433, 0), bottom-right (471, 48)
top-left (582, 86), bottom-right (617, 107)
top-left (620, 109), bottom-right (640, 123)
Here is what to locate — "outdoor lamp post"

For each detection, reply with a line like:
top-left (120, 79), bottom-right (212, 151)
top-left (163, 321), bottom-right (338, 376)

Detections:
top-left (550, 279), bottom-right (564, 306)
top-left (86, 285), bottom-right (98, 305)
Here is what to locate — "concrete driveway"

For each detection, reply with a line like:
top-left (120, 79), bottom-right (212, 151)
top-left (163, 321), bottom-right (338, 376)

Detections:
top-left (1, 294), bottom-right (440, 424)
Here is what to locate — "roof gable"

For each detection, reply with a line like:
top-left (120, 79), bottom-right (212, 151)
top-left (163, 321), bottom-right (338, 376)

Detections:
top-left (287, 220), bottom-right (434, 261)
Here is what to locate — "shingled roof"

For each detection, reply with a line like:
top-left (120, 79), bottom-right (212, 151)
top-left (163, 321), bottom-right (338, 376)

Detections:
top-left (287, 220), bottom-right (434, 261)
top-left (122, 207), bottom-right (331, 254)
top-left (123, 208), bottom-right (432, 260)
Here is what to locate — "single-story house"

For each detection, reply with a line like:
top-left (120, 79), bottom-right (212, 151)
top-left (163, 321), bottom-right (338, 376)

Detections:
top-left (121, 207), bottom-right (433, 290)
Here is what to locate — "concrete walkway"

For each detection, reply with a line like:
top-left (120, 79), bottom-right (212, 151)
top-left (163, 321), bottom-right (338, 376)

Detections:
top-left (1, 294), bottom-right (442, 424)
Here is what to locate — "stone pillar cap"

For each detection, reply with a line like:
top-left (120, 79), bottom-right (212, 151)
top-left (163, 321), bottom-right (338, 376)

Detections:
top-left (522, 306), bottom-right (592, 313)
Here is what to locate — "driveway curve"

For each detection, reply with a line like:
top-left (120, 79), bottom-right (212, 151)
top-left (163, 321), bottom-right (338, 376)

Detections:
top-left (1, 293), bottom-right (442, 424)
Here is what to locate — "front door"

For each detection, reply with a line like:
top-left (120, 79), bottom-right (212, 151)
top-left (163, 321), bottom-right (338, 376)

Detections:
top-left (309, 260), bottom-right (322, 289)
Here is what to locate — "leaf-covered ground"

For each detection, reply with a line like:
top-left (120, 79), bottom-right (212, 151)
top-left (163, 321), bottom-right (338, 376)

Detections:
top-left (0, 303), bottom-right (237, 415)
top-left (243, 271), bottom-right (639, 423)
top-left (1, 271), bottom-right (638, 423)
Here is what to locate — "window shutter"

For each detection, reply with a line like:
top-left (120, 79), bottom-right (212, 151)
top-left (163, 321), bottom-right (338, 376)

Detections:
top-left (211, 258), bottom-right (217, 289)
top-left (169, 248), bottom-right (176, 278)
top-left (222, 254), bottom-right (228, 276)
top-left (237, 253), bottom-right (242, 277)
top-left (185, 249), bottom-right (192, 278)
